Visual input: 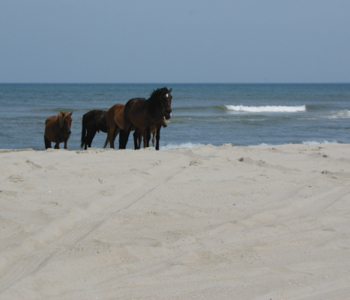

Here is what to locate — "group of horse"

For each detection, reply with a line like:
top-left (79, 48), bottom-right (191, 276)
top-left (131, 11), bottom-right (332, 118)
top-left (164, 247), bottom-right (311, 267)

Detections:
top-left (44, 87), bottom-right (173, 151)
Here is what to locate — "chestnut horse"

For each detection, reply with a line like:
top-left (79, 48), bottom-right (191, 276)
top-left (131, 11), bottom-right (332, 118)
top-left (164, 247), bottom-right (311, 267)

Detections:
top-left (104, 104), bottom-right (168, 149)
top-left (103, 103), bottom-right (127, 149)
top-left (44, 111), bottom-right (73, 149)
top-left (81, 109), bottom-right (107, 150)
top-left (119, 87), bottom-right (172, 150)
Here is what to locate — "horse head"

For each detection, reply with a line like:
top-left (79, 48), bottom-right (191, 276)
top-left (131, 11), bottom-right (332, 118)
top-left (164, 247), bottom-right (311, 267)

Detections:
top-left (162, 88), bottom-right (172, 120)
top-left (58, 111), bottom-right (73, 135)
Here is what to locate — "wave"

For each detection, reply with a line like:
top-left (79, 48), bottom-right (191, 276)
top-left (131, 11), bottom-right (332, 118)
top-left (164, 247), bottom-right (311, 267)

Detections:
top-left (302, 140), bottom-right (338, 145)
top-left (161, 141), bottom-right (339, 149)
top-left (225, 105), bottom-right (306, 113)
top-left (326, 110), bottom-right (350, 119)
top-left (254, 141), bottom-right (338, 146)
top-left (160, 142), bottom-right (201, 150)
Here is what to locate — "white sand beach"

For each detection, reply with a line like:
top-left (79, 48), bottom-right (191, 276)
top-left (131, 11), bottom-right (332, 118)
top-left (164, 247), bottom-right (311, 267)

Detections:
top-left (0, 143), bottom-right (350, 299)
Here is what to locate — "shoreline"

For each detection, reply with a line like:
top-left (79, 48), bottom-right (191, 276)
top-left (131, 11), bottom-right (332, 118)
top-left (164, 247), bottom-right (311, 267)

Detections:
top-left (0, 140), bottom-right (344, 152)
top-left (1, 143), bottom-right (350, 299)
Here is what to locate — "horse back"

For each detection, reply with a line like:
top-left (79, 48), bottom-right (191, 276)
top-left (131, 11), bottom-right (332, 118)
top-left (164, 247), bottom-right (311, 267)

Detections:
top-left (44, 116), bottom-right (59, 142)
top-left (106, 103), bottom-right (125, 129)
top-left (45, 115), bottom-right (56, 126)
top-left (96, 110), bottom-right (107, 133)
top-left (125, 98), bottom-right (150, 129)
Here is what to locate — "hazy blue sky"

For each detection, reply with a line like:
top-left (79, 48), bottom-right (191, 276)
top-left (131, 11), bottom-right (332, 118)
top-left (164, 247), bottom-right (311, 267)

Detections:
top-left (0, 0), bottom-right (349, 83)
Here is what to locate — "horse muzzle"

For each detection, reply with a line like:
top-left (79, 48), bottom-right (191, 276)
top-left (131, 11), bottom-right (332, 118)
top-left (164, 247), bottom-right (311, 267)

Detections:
top-left (165, 110), bottom-right (172, 120)
top-left (66, 130), bottom-right (71, 135)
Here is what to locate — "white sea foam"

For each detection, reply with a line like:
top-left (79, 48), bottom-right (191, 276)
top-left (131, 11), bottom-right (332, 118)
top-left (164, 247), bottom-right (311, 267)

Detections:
top-left (327, 110), bottom-right (350, 119)
top-left (160, 142), bottom-right (201, 150)
top-left (225, 105), bottom-right (306, 113)
top-left (302, 140), bottom-right (338, 145)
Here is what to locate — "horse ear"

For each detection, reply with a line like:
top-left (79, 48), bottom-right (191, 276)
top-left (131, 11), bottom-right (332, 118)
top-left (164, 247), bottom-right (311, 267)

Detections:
top-left (168, 88), bottom-right (172, 93)
top-left (69, 111), bottom-right (73, 116)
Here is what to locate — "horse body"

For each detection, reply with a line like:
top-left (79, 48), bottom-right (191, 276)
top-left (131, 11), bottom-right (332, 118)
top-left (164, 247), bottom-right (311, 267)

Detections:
top-left (104, 103), bottom-right (129, 149)
top-left (120, 87), bottom-right (172, 150)
top-left (44, 111), bottom-right (73, 149)
top-left (81, 109), bottom-right (107, 150)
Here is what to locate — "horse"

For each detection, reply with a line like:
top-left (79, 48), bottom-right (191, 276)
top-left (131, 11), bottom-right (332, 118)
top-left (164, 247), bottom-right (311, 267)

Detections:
top-left (44, 111), bottom-right (73, 149)
top-left (81, 109), bottom-right (107, 150)
top-left (103, 103), bottom-right (127, 149)
top-left (134, 117), bottom-right (168, 149)
top-left (119, 87), bottom-right (172, 150)
top-left (104, 103), bottom-right (168, 149)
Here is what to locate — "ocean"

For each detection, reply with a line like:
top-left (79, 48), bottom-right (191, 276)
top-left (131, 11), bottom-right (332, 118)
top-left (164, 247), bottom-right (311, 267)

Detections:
top-left (0, 84), bottom-right (349, 150)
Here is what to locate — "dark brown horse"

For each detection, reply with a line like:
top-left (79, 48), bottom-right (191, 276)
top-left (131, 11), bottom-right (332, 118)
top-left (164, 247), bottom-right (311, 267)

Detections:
top-left (119, 87), bottom-right (172, 150)
top-left (81, 109), bottom-right (107, 150)
top-left (44, 111), bottom-right (73, 149)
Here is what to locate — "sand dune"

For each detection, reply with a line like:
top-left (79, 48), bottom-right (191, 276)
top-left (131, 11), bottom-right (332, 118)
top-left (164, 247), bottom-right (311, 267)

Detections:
top-left (1, 144), bottom-right (350, 299)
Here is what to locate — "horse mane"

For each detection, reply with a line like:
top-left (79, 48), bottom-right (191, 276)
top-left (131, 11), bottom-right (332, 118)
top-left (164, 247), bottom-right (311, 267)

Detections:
top-left (148, 87), bottom-right (168, 101)
top-left (147, 88), bottom-right (168, 111)
top-left (57, 111), bottom-right (72, 128)
top-left (57, 112), bottom-right (65, 128)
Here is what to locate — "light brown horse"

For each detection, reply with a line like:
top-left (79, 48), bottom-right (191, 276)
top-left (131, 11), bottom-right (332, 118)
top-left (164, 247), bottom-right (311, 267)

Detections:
top-left (135, 117), bottom-right (168, 149)
top-left (119, 88), bottom-right (172, 150)
top-left (44, 111), bottom-right (73, 149)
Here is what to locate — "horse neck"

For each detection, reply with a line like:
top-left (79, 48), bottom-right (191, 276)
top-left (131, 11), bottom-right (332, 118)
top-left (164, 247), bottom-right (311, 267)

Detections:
top-left (146, 94), bottom-right (164, 115)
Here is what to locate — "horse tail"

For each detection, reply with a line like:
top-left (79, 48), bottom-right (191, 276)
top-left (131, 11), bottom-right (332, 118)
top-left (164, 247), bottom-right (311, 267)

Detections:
top-left (81, 114), bottom-right (87, 149)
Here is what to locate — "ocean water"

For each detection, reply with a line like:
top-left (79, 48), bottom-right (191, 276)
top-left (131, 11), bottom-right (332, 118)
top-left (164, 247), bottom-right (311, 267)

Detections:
top-left (0, 83), bottom-right (350, 150)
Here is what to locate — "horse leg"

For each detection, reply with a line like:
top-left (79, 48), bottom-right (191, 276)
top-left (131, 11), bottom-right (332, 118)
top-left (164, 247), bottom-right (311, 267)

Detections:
top-left (103, 122), bottom-right (110, 148)
top-left (54, 142), bottom-right (60, 149)
top-left (108, 123), bottom-right (116, 149)
top-left (155, 127), bottom-right (161, 150)
top-left (145, 127), bottom-right (151, 148)
top-left (133, 130), bottom-right (138, 149)
top-left (86, 129), bottom-right (97, 149)
top-left (81, 115), bottom-right (87, 149)
top-left (133, 129), bottom-right (143, 149)
top-left (112, 126), bottom-right (120, 148)
top-left (138, 130), bottom-right (142, 149)
top-left (103, 133), bottom-right (109, 148)
top-left (152, 132), bottom-right (156, 147)
top-left (119, 128), bottom-right (131, 149)
top-left (44, 135), bottom-right (51, 149)
top-left (142, 130), bottom-right (148, 148)
top-left (64, 140), bottom-right (68, 149)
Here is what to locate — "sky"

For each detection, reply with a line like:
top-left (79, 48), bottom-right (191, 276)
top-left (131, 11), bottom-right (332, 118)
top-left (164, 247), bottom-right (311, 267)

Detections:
top-left (0, 0), bottom-right (349, 83)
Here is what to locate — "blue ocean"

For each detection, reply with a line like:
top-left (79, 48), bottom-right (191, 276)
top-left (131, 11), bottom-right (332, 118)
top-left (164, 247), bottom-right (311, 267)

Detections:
top-left (0, 84), bottom-right (349, 150)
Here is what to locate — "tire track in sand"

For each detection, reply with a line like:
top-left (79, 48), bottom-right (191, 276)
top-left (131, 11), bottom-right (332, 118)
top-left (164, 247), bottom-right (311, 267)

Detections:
top-left (0, 167), bottom-right (183, 295)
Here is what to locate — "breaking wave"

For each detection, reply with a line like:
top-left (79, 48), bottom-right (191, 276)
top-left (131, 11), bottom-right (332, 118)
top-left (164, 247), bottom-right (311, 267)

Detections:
top-left (225, 105), bottom-right (306, 113)
top-left (302, 140), bottom-right (338, 145)
top-left (160, 142), bottom-right (201, 150)
top-left (326, 110), bottom-right (350, 119)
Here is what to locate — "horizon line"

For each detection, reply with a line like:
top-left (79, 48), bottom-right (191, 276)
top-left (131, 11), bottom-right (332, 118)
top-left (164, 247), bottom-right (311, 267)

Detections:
top-left (1, 82), bottom-right (350, 85)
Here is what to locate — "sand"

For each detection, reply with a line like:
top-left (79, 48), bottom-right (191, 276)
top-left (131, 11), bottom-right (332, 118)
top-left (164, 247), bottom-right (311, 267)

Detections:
top-left (0, 143), bottom-right (350, 299)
